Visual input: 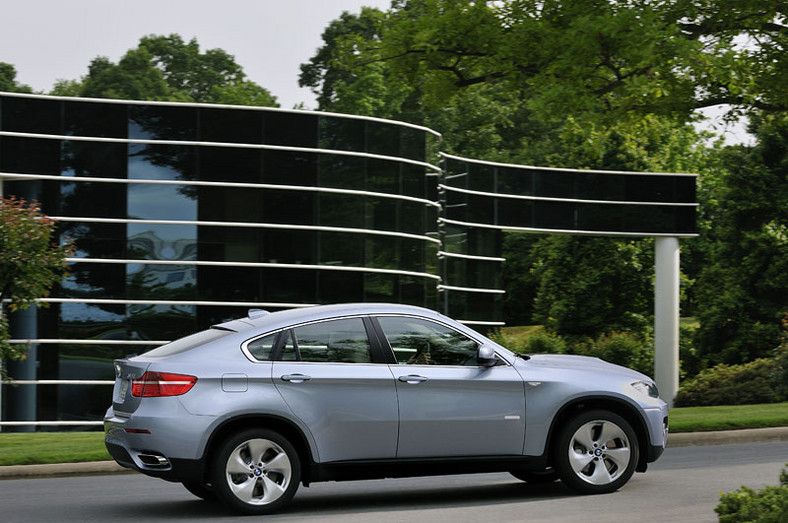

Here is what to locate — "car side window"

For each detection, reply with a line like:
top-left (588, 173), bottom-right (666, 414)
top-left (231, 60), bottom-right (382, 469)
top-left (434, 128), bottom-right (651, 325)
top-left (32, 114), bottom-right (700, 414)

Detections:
top-left (287, 318), bottom-right (372, 363)
top-left (377, 316), bottom-right (480, 366)
top-left (246, 332), bottom-right (278, 361)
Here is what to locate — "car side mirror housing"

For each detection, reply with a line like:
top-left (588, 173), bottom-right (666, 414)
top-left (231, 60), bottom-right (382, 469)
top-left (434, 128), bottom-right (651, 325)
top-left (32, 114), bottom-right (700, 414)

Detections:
top-left (477, 345), bottom-right (498, 367)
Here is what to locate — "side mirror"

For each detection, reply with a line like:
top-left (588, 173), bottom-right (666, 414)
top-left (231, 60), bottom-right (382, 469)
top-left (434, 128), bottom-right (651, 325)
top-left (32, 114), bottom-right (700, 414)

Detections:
top-left (477, 345), bottom-right (498, 367)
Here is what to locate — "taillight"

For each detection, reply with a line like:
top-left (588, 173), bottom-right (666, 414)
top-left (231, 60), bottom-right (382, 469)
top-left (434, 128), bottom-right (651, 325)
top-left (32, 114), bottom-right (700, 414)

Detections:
top-left (131, 372), bottom-right (197, 397)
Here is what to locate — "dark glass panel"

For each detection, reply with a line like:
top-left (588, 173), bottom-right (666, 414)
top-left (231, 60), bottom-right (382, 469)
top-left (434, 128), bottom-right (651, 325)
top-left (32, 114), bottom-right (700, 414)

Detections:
top-left (319, 231), bottom-right (363, 266)
top-left (127, 259), bottom-right (197, 301)
top-left (126, 303), bottom-right (197, 342)
top-left (368, 197), bottom-right (397, 232)
top-left (0, 96), bottom-right (61, 134)
top-left (128, 105), bottom-right (197, 141)
top-left (467, 162), bottom-right (495, 192)
top-left (497, 198), bottom-right (534, 227)
top-left (624, 175), bottom-right (674, 203)
top-left (366, 121), bottom-right (401, 157)
top-left (263, 268), bottom-right (318, 304)
top-left (197, 185), bottom-right (263, 223)
top-left (675, 177), bottom-right (697, 204)
top-left (319, 193), bottom-right (365, 228)
top-left (576, 173), bottom-right (625, 201)
top-left (263, 150), bottom-right (317, 186)
top-left (533, 201), bottom-right (575, 230)
top-left (366, 236), bottom-right (399, 271)
top-left (62, 141), bottom-right (126, 179)
top-left (364, 273), bottom-right (396, 302)
top-left (534, 170), bottom-right (576, 199)
top-left (263, 229), bottom-right (315, 265)
top-left (264, 111), bottom-right (318, 148)
top-left (196, 266), bottom-right (261, 302)
top-left (445, 257), bottom-right (466, 287)
top-left (60, 261), bottom-right (126, 300)
top-left (466, 228), bottom-right (501, 258)
top-left (398, 238), bottom-right (426, 273)
top-left (443, 190), bottom-right (468, 222)
top-left (575, 203), bottom-right (623, 232)
top-left (443, 224), bottom-right (468, 255)
top-left (400, 276), bottom-right (429, 307)
top-left (263, 190), bottom-right (315, 225)
top-left (0, 137), bottom-right (60, 175)
top-left (198, 147), bottom-right (262, 184)
top-left (401, 127), bottom-right (427, 161)
top-left (366, 158), bottom-right (399, 193)
top-left (497, 167), bottom-right (533, 196)
top-left (64, 101), bottom-right (126, 138)
top-left (402, 164), bottom-right (426, 199)
top-left (400, 201), bottom-right (426, 235)
top-left (318, 271), bottom-right (364, 303)
top-left (128, 143), bottom-right (196, 182)
top-left (199, 107), bottom-right (263, 144)
top-left (318, 153), bottom-right (364, 189)
top-left (319, 116), bottom-right (365, 152)
top-left (197, 226), bottom-right (262, 263)
top-left (467, 194), bottom-right (495, 224)
top-left (676, 206), bottom-right (697, 234)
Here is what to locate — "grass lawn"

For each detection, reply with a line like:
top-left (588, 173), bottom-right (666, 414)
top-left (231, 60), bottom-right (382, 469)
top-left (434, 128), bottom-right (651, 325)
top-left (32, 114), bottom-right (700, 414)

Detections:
top-left (668, 402), bottom-right (788, 433)
top-left (0, 431), bottom-right (110, 466)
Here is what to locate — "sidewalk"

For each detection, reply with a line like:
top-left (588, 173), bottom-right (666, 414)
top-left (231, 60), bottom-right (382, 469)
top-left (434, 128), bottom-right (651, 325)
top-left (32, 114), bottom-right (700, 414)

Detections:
top-left (2, 426), bottom-right (787, 480)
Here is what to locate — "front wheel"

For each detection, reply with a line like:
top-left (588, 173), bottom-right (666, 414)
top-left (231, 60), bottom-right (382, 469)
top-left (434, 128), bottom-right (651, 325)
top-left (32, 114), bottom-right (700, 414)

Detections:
top-left (210, 429), bottom-right (301, 515)
top-left (553, 410), bottom-right (639, 494)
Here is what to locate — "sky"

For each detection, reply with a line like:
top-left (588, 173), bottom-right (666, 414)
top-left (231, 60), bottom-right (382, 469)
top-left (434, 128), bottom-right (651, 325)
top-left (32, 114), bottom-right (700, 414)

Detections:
top-left (1, 0), bottom-right (390, 109)
top-left (1, 0), bottom-right (751, 143)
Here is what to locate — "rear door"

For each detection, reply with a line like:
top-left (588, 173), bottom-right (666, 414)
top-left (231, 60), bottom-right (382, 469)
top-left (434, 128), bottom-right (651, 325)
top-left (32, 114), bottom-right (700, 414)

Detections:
top-left (375, 315), bottom-right (526, 459)
top-left (271, 316), bottom-right (399, 463)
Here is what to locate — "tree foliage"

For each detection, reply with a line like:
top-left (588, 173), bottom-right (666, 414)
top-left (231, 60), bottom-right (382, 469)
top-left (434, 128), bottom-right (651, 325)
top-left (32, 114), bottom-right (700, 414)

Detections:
top-left (52, 34), bottom-right (278, 107)
top-left (0, 197), bottom-right (74, 363)
top-left (0, 62), bottom-right (33, 93)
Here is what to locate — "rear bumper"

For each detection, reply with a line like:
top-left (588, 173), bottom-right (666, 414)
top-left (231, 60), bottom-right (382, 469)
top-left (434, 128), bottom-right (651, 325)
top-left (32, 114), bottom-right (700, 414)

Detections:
top-left (105, 440), bottom-right (205, 482)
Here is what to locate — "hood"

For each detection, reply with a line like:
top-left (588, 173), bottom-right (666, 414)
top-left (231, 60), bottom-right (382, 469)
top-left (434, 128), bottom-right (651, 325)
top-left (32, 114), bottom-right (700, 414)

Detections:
top-left (524, 353), bottom-right (650, 381)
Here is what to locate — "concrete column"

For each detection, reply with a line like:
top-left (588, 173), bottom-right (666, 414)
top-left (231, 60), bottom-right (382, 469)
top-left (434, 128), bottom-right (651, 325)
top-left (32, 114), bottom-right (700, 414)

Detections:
top-left (654, 237), bottom-right (680, 407)
top-left (7, 308), bottom-right (38, 432)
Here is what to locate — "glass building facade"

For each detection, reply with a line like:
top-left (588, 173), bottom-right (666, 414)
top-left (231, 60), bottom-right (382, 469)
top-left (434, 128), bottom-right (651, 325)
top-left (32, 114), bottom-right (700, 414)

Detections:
top-left (0, 93), bottom-right (697, 427)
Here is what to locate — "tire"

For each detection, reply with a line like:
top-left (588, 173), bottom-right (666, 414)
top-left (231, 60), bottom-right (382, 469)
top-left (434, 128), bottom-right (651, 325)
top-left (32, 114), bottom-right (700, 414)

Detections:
top-left (510, 468), bottom-right (558, 484)
top-left (182, 481), bottom-right (216, 502)
top-left (210, 429), bottom-right (301, 515)
top-left (553, 410), bottom-right (639, 494)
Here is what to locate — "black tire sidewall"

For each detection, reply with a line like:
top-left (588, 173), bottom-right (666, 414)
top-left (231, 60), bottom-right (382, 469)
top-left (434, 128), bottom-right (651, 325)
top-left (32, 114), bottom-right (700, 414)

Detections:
top-left (210, 428), bottom-right (301, 515)
top-left (554, 409), bottom-right (639, 494)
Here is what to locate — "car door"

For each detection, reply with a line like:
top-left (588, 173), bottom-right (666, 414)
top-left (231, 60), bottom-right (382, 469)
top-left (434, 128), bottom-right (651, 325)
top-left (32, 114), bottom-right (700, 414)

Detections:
top-left (271, 316), bottom-right (399, 463)
top-left (375, 315), bottom-right (526, 459)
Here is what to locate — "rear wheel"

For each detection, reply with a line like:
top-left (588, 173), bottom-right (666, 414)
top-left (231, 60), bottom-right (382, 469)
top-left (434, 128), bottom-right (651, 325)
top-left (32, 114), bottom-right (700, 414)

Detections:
top-left (210, 429), bottom-right (301, 515)
top-left (554, 410), bottom-right (639, 494)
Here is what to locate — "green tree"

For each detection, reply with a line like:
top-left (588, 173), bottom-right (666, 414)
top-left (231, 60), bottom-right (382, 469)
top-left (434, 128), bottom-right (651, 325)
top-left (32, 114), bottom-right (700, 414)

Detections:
top-left (693, 114), bottom-right (788, 364)
top-left (52, 34), bottom-right (278, 106)
top-left (0, 197), bottom-right (74, 367)
top-left (0, 62), bottom-right (33, 93)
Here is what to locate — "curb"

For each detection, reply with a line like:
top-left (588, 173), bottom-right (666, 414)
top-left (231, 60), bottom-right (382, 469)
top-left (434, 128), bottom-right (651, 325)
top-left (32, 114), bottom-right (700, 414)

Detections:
top-left (2, 427), bottom-right (787, 480)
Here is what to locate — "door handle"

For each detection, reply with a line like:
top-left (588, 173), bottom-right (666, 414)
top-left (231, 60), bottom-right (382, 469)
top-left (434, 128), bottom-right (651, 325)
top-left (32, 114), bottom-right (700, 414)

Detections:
top-left (281, 374), bottom-right (311, 383)
top-left (398, 374), bottom-right (428, 384)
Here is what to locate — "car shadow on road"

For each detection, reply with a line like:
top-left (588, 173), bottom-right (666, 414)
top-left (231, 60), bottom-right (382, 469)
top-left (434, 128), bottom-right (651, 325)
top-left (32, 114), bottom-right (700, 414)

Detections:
top-left (107, 478), bottom-right (575, 520)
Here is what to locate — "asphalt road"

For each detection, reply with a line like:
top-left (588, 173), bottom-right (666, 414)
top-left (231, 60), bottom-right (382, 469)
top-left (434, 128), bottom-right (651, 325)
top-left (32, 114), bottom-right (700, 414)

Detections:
top-left (1, 441), bottom-right (786, 522)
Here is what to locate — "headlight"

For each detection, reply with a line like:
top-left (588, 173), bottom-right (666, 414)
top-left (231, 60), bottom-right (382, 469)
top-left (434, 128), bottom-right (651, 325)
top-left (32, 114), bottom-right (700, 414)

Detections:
top-left (631, 380), bottom-right (660, 399)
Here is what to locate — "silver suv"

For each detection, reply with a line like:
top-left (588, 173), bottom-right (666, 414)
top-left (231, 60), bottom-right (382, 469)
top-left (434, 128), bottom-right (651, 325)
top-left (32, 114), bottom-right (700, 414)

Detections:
top-left (104, 303), bottom-right (668, 515)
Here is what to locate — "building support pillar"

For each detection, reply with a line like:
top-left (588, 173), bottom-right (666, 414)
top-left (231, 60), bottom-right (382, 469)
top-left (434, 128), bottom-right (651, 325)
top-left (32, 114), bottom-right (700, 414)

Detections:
top-left (654, 237), bottom-right (680, 407)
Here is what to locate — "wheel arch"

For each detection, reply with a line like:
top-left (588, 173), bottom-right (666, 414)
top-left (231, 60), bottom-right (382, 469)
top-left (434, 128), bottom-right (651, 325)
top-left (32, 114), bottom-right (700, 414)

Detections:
top-left (202, 414), bottom-right (316, 484)
top-left (545, 396), bottom-right (651, 473)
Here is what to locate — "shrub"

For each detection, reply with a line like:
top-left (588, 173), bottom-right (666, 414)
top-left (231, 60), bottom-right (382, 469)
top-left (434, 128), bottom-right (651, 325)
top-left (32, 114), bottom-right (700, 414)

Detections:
top-left (490, 329), bottom-right (567, 355)
top-left (573, 332), bottom-right (654, 377)
top-left (674, 357), bottom-right (784, 407)
top-left (715, 464), bottom-right (788, 522)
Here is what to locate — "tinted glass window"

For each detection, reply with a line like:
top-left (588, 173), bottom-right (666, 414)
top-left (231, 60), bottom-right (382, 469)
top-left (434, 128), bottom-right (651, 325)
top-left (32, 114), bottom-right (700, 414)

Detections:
top-left (246, 332), bottom-right (278, 361)
top-left (288, 318), bottom-right (372, 363)
top-left (377, 316), bottom-right (479, 366)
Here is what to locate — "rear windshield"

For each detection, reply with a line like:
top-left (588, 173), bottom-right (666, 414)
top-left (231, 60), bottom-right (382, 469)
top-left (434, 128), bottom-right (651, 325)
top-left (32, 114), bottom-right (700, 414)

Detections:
top-left (142, 328), bottom-right (234, 357)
